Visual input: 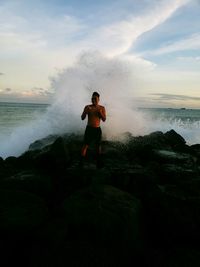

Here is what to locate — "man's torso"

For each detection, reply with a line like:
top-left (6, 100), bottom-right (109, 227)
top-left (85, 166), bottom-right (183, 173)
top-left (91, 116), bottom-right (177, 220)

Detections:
top-left (86, 104), bottom-right (104, 128)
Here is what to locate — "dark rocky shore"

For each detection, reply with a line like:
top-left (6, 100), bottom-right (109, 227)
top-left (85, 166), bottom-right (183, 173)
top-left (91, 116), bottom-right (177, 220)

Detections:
top-left (1, 129), bottom-right (200, 266)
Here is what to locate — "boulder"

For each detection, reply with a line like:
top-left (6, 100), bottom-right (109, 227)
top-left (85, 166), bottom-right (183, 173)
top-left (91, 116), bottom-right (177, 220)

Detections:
top-left (0, 190), bottom-right (48, 232)
top-left (29, 134), bottom-right (59, 150)
top-left (164, 129), bottom-right (186, 148)
top-left (157, 163), bottom-right (199, 185)
top-left (145, 184), bottom-right (200, 245)
top-left (0, 170), bottom-right (52, 199)
top-left (126, 131), bottom-right (171, 164)
top-left (108, 167), bottom-right (158, 199)
top-left (33, 137), bottom-right (71, 173)
top-left (152, 149), bottom-right (194, 165)
top-left (0, 156), bottom-right (4, 166)
top-left (61, 185), bottom-right (142, 265)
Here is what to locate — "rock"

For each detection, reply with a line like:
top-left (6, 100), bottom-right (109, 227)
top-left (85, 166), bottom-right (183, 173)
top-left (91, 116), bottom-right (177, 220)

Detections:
top-left (190, 144), bottom-right (200, 154)
top-left (1, 128), bottom-right (200, 266)
top-left (29, 134), bottom-right (59, 150)
top-left (0, 157), bottom-right (4, 165)
top-left (17, 150), bottom-right (40, 168)
top-left (131, 131), bottom-right (170, 150)
top-left (126, 131), bottom-right (172, 164)
top-left (0, 170), bottom-right (52, 199)
top-left (108, 167), bottom-right (157, 199)
top-left (103, 141), bottom-right (127, 166)
top-left (33, 137), bottom-right (71, 172)
top-left (190, 144), bottom-right (200, 163)
top-left (152, 149), bottom-right (194, 165)
top-left (157, 163), bottom-right (199, 185)
top-left (165, 247), bottom-right (200, 267)
top-left (145, 184), bottom-right (200, 245)
top-left (4, 156), bottom-right (18, 167)
top-left (0, 157), bottom-right (5, 176)
top-left (0, 190), bottom-right (48, 232)
top-left (164, 129), bottom-right (186, 148)
top-left (62, 185), bottom-right (142, 265)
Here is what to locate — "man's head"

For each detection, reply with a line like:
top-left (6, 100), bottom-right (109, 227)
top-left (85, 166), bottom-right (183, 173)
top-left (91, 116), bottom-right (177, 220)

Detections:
top-left (91, 92), bottom-right (100, 106)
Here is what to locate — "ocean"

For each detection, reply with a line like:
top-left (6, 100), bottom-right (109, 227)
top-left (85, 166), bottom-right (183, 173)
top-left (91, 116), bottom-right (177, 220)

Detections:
top-left (0, 102), bottom-right (49, 136)
top-left (0, 102), bottom-right (200, 159)
top-left (0, 102), bottom-right (49, 158)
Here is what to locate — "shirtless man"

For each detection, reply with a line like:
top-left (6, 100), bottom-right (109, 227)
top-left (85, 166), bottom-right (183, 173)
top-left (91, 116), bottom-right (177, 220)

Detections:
top-left (80, 91), bottom-right (106, 167)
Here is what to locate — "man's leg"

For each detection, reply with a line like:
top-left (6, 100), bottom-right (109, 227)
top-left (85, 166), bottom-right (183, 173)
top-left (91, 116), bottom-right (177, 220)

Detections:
top-left (96, 144), bottom-right (104, 168)
top-left (81, 144), bottom-right (89, 157)
top-left (96, 144), bottom-right (101, 156)
top-left (79, 144), bottom-right (88, 168)
top-left (79, 126), bottom-right (90, 168)
top-left (95, 127), bottom-right (103, 168)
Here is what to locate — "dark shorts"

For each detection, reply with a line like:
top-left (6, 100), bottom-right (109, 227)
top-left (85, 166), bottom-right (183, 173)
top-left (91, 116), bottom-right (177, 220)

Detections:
top-left (84, 126), bottom-right (102, 145)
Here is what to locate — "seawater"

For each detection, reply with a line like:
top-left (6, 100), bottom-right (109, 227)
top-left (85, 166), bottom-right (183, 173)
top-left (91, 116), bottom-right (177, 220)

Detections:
top-left (0, 102), bottom-right (49, 136)
top-left (138, 108), bottom-right (200, 145)
top-left (0, 102), bottom-right (49, 158)
top-left (140, 108), bottom-right (200, 123)
top-left (0, 102), bottom-right (200, 158)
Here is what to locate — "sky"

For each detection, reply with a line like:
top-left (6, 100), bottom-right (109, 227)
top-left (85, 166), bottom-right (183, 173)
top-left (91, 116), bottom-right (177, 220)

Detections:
top-left (0, 0), bottom-right (200, 108)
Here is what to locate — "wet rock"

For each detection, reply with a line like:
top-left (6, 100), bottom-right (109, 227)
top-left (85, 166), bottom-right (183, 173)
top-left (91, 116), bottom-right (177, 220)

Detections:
top-left (1, 128), bottom-right (200, 266)
top-left (145, 184), bottom-right (200, 245)
top-left (4, 156), bottom-right (18, 167)
top-left (164, 129), bottom-right (186, 148)
top-left (190, 144), bottom-right (200, 155)
top-left (103, 141), bottom-right (127, 166)
top-left (29, 134), bottom-right (59, 150)
top-left (108, 167), bottom-right (157, 199)
top-left (152, 149), bottom-right (195, 165)
top-left (33, 137), bottom-right (71, 173)
top-left (62, 185), bottom-right (142, 265)
top-left (0, 190), bottom-right (48, 232)
top-left (0, 156), bottom-right (4, 165)
top-left (157, 163), bottom-right (199, 185)
top-left (0, 170), bottom-right (52, 199)
top-left (126, 131), bottom-right (172, 164)
top-left (165, 247), bottom-right (200, 267)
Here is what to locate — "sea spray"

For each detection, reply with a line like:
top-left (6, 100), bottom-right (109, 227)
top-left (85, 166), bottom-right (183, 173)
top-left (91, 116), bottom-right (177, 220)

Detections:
top-left (0, 52), bottom-right (144, 158)
top-left (139, 108), bottom-right (200, 145)
top-left (47, 52), bottom-right (148, 138)
top-left (0, 53), bottom-right (200, 158)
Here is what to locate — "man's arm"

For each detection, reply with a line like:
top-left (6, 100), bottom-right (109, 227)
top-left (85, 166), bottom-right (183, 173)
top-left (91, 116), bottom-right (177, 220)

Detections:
top-left (81, 106), bottom-right (89, 120)
top-left (98, 106), bottom-right (106, 122)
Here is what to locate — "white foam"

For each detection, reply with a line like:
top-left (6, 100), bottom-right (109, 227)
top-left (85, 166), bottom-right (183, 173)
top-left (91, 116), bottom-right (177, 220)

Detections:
top-left (0, 52), bottom-right (200, 158)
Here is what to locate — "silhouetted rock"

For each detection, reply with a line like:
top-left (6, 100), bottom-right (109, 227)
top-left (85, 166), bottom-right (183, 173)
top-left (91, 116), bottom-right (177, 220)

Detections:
top-left (0, 190), bottom-right (48, 232)
top-left (146, 183), bottom-right (200, 245)
top-left (0, 128), bottom-right (200, 266)
top-left (152, 149), bottom-right (194, 165)
top-left (62, 185), bottom-right (142, 265)
top-left (33, 136), bottom-right (71, 173)
top-left (164, 129), bottom-right (186, 148)
top-left (0, 156), bottom-right (4, 165)
top-left (29, 134), bottom-right (59, 150)
top-left (0, 170), bottom-right (52, 199)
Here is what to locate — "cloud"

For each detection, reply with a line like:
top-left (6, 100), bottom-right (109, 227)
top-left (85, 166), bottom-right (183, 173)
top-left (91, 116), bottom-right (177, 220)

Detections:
top-left (150, 93), bottom-right (200, 101)
top-left (7, 0), bottom-right (185, 58)
top-left (83, 0), bottom-right (190, 57)
top-left (5, 88), bottom-right (12, 92)
top-left (31, 87), bottom-right (54, 96)
top-left (0, 0), bottom-right (190, 57)
top-left (0, 88), bottom-right (12, 92)
top-left (0, 0), bottom-right (86, 53)
top-left (0, 0), bottom-right (194, 105)
top-left (0, 87), bottom-right (52, 103)
top-left (177, 56), bottom-right (200, 62)
top-left (147, 33), bottom-right (200, 55)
